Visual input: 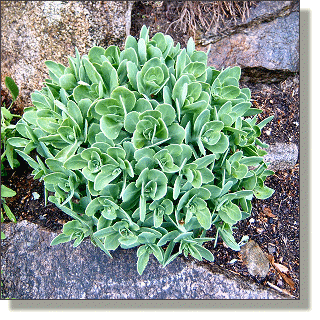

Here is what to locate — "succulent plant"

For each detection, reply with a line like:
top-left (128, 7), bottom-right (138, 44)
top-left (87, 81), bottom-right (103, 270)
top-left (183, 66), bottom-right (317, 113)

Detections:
top-left (8, 26), bottom-right (274, 274)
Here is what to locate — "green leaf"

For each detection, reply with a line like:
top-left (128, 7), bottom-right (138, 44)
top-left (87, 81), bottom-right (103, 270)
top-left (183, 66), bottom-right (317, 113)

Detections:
top-left (51, 233), bottom-right (72, 246)
top-left (100, 115), bottom-right (123, 140)
top-left (193, 154), bottom-right (216, 169)
top-left (194, 244), bottom-right (214, 261)
top-left (186, 37), bottom-right (195, 56)
top-left (157, 230), bottom-right (180, 246)
top-left (167, 123), bottom-right (185, 144)
top-left (82, 57), bottom-right (104, 84)
top-left (45, 60), bottom-right (66, 82)
top-left (1, 185), bottom-right (16, 198)
top-left (138, 231), bottom-right (157, 244)
top-left (111, 86), bottom-right (136, 113)
top-left (205, 133), bottom-right (229, 154)
top-left (220, 201), bottom-right (242, 222)
top-left (5, 76), bottom-right (19, 101)
top-left (239, 156), bottom-right (263, 166)
top-left (7, 137), bottom-right (30, 148)
top-left (232, 102), bottom-right (251, 117)
top-left (254, 184), bottom-right (274, 199)
top-left (122, 182), bottom-right (140, 203)
top-left (124, 111), bottom-right (139, 133)
top-left (195, 207), bottom-right (211, 230)
top-left (73, 85), bottom-right (94, 103)
top-left (257, 115), bottom-right (274, 130)
top-left (64, 154), bottom-right (87, 170)
top-left (59, 74), bottom-right (77, 91)
top-left (219, 227), bottom-right (240, 251)
top-left (173, 232), bottom-right (193, 243)
top-left (2, 203), bottom-right (16, 222)
top-left (155, 104), bottom-right (176, 126)
top-left (104, 232), bottom-right (121, 250)
top-left (220, 85), bottom-right (240, 99)
top-left (137, 251), bottom-right (150, 275)
top-left (88, 46), bottom-right (106, 64)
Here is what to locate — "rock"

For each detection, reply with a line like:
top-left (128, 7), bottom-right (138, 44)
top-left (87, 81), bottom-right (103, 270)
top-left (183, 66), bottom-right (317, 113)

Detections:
top-left (240, 240), bottom-right (270, 279)
top-left (196, 1), bottom-right (299, 81)
top-left (1, 1), bottom-right (133, 109)
top-left (263, 142), bottom-right (299, 171)
top-left (1, 221), bottom-right (290, 299)
top-left (198, 1), bottom-right (296, 46)
top-left (268, 243), bottom-right (276, 255)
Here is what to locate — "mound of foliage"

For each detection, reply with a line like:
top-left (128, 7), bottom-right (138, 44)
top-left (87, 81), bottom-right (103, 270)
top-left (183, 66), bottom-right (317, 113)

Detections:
top-left (8, 26), bottom-right (274, 274)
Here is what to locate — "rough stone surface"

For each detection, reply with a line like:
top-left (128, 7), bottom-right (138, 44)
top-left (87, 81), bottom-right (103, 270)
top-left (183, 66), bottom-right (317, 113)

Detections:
top-left (1, 1), bottom-right (133, 108)
top-left (197, 1), bottom-right (299, 80)
top-left (263, 143), bottom-right (299, 171)
top-left (198, 1), bottom-right (296, 45)
top-left (240, 240), bottom-right (270, 279)
top-left (1, 221), bottom-right (290, 299)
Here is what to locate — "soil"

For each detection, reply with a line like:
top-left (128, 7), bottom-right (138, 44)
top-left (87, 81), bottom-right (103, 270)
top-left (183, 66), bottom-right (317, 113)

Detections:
top-left (1, 1), bottom-right (300, 299)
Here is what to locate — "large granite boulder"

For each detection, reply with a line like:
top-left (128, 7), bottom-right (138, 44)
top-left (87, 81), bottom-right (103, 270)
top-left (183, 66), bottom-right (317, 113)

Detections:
top-left (196, 1), bottom-right (299, 81)
top-left (1, 1), bottom-right (133, 108)
top-left (1, 220), bottom-right (290, 299)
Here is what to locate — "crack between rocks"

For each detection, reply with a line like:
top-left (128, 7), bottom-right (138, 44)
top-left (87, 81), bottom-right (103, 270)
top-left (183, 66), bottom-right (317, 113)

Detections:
top-left (197, 2), bottom-right (298, 46)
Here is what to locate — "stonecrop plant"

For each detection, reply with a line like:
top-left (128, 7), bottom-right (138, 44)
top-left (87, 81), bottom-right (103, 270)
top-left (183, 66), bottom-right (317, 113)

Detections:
top-left (8, 26), bottom-right (274, 274)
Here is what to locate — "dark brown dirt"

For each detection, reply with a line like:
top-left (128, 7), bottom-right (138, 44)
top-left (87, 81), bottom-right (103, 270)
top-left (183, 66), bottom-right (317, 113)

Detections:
top-left (1, 1), bottom-right (300, 299)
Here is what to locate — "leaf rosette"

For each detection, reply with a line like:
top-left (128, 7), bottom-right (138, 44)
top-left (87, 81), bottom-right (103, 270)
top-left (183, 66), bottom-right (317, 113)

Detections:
top-left (132, 110), bottom-right (169, 149)
top-left (136, 57), bottom-right (170, 97)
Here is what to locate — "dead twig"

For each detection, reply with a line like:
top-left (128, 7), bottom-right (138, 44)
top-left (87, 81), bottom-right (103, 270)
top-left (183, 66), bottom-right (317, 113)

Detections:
top-left (266, 281), bottom-right (296, 299)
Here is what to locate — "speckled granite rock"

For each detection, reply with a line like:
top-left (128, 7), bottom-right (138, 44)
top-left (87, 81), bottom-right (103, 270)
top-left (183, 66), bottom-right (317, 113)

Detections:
top-left (1, 221), bottom-right (290, 299)
top-left (197, 1), bottom-right (299, 80)
top-left (1, 1), bottom-right (133, 108)
top-left (263, 143), bottom-right (299, 171)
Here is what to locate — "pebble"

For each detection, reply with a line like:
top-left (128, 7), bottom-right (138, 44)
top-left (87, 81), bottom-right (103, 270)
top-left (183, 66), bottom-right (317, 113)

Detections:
top-left (240, 240), bottom-right (270, 278)
top-left (267, 243), bottom-right (276, 254)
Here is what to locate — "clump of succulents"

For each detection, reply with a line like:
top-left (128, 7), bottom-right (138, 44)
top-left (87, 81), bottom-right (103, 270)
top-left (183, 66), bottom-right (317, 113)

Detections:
top-left (8, 26), bottom-right (274, 274)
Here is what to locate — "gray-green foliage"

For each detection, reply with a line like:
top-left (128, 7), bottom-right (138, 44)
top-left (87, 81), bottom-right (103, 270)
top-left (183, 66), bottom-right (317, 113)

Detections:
top-left (8, 26), bottom-right (274, 274)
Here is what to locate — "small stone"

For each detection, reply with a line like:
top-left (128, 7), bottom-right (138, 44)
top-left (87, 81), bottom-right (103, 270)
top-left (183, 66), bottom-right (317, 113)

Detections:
top-left (277, 279), bottom-right (284, 287)
top-left (256, 228), bottom-right (264, 234)
top-left (267, 243), bottom-right (276, 254)
top-left (229, 259), bottom-right (238, 264)
top-left (240, 240), bottom-right (270, 278)
top-left (32, 192), bottom-right (40, 200)
top-left (265, 128), bottom-right (272, 136)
